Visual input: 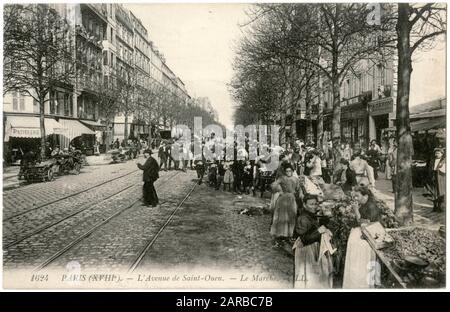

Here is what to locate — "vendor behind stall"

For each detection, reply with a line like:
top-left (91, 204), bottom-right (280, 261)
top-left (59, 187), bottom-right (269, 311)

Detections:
top-left (343, 186), bottom-right (381, 288)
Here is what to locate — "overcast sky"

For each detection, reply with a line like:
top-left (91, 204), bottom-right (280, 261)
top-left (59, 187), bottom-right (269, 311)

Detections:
top-left (125, 3), bottom-right (446, 128)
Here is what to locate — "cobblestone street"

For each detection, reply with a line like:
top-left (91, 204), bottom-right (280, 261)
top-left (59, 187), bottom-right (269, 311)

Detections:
top-left (3, 158), bottom-right (293, 288)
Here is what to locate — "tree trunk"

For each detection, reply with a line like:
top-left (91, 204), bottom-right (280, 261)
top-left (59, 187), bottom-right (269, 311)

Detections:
top-left (317, 74), bottom-right (324, 149)
top-left (124, 111), bottom-right (129, 147)
top-left (305, 81), bottom-right (313, 144)
top-left (331, 75), bottom-right (341, 142)
top-left (394, 3), bottom-right (414, 225)
top-left (39, 94), bottom-right (46, 160)
top-left (148, 122), bottom-right (152, 148)
top-left (104, 119), bottom-right (111, 152)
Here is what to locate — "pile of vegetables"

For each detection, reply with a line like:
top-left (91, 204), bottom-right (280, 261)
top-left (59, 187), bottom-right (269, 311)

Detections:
top-left (375, 199), bottom-right (400, 229)
top-left (384, 227), bottom-right (446, 278)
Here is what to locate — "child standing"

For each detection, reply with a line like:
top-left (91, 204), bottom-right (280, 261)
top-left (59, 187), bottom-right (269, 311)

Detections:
top-left (243, 160), bottom-right (253, 194)
top-left (223, 162), bottom-right (234, 191)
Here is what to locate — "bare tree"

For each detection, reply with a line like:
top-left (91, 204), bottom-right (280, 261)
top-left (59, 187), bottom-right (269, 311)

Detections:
top-left (394, 3), bottom-right (446, 224)
top-left (117, 63), bottom-right (137, 145)
top-left (3, 4), bottom-right (76, 159)
top-left (96, 73), bottom-right (122, 152)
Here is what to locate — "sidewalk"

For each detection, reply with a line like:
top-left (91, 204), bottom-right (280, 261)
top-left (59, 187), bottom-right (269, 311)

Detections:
top-left (2, 149), bottom-right (159, 190)
top-left (374, 172), bottom-right (445, 227)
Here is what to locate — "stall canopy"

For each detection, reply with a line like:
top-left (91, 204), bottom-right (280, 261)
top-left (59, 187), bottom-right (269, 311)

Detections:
top-left (410, 117), bottom-right (446, 132)
top-left (58, 118), bottom-right (95, 141)
top-left (4, 116), bottom-right (64, 142)
top-left (385, 116), bottom-right (446, 133)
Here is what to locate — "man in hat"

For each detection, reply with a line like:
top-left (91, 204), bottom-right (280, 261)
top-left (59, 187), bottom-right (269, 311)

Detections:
top-left (137, 149), bottom-right (160, 207)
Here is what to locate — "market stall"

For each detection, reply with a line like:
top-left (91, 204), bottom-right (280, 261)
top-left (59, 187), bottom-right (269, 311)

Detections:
top-left (362, 224), bottom-right (445, 288)
top-left (303, 180), bottom-right (445, 289)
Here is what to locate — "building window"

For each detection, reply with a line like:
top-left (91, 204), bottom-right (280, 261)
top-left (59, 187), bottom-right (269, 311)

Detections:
top-left (64, 94), bottom-right (70, 116)
top-left (12, 91), bottom-right (18, 111)
top-left (57, 91), bottom-right (65, 115)
top-left (19, 95), bottom-right (25, 111)
top-left (69, 94), bottom-right (73, 116)
top-left (103, 51), bottom-right (108, 66)
top-left (50, 91), bottom-right (56, 114)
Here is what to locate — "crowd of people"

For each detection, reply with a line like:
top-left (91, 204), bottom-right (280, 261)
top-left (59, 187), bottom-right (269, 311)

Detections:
top-left (151, 134), bottom-right (443, 288)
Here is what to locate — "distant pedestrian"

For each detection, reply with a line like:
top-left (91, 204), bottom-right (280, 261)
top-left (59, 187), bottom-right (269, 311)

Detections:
top-left (195, 159), bottom-right (205, 185)
top-left (388, 142), bottom-right (398, 192)
top-left (343, 143), bottom-right (353, 161)
top-left (232, 160), bottom-right (244, 194)
top-left (223, 162), bottom-right (234, 191)
top-left (350, 149), bottom-right (375, 189)
top-left (336, 158), bottom-right (357, 195)
top-left (158, 143), bottom-right (167, 171)
top-left (243, 160), bottom-right (253, 194)
top-left (137, 149), bottom-right (159, 207)
top-left (216, 161), bottom-right (225, 190)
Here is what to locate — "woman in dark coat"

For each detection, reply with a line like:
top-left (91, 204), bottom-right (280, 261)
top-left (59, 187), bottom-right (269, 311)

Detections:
top-left (137, 149), bottom-right (160, 207)
top-left (293, 194), bottom-right (334, 288)
top-left (336, 158), bottom-right (357, 195)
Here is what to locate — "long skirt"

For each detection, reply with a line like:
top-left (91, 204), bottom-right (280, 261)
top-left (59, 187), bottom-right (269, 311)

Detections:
top-left (436, 171), bottom-right (446, 197)
top-left (143, 181), bottom-right (159, 206)
top-left (342, 227), bottom-right (380, 289)
top-left (270, 193), bottom-right (297, 237)
top-left (223, 171), bottom-right (234, 184)
top-left (293, 239), bottom-right (333, 289)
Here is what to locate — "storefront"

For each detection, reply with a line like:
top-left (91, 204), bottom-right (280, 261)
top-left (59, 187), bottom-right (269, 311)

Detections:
top-left (80, 119), bottom-right (107, 153)
top-left (3, 115), bottom-right (65, 163)
top-left (341, 103), bottom-right (368, 148)
top-left (57, 118), bottom-right (96, 155)
top-left (368, 97), bottom-right (393, 144)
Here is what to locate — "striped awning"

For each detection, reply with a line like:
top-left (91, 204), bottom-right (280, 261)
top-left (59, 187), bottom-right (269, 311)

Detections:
top-left (4, 116), bottom-right (65, 142)
top-left (58, 118), bottom-right (95, 141)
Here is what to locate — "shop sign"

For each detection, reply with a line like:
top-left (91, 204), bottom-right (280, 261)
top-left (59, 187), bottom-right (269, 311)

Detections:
top-left (369, 98), bottom-right (393, 116)
top-left (341, 109), bottom-right (367, 120)
top-left (11, 128), bottom-right (40, 138)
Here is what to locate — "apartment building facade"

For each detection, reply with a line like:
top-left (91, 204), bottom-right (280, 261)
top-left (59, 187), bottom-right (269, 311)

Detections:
top-left (4, 3), bottom-right (192, 162)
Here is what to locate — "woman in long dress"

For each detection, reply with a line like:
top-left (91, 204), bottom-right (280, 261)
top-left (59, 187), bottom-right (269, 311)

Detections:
top-left (270, 163), bottom-right (302, 248)
top-left (433, 148), bottom-right (446, 212)
top-left (350, 149), bottom-right (375, 189)
top-left (293, 194), bottom-right (334, 289)
top-left (343, 186), bottom-right (381, 289)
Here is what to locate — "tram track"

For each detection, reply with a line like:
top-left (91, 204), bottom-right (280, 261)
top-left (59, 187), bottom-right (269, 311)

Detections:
top-left (3, 168), bottom-right (140, 222)
top-left (128, 181), bottom-right (197, 272)
top-left (32, 171), bottom-right (182, 272)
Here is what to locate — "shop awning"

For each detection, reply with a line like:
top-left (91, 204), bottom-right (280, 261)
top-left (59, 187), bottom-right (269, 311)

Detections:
top-left (410, 108), bottom-right (446, 120)
top-left (80, 119), bottom-right (107, 131)
top-left (411, 117), bottom-right (446, 132)
top-left (384, 117), bottom-right (446, 132)
top-left (4, 116), bottom-right (65, 142)
top-left (58, 118), bottom-right (95, 141)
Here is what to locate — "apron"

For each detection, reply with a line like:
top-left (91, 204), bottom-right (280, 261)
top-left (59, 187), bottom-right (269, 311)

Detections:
top-left (293, 237), bottom-right (334, 289)
top-left (342, 227), bottom-right (380, 289)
